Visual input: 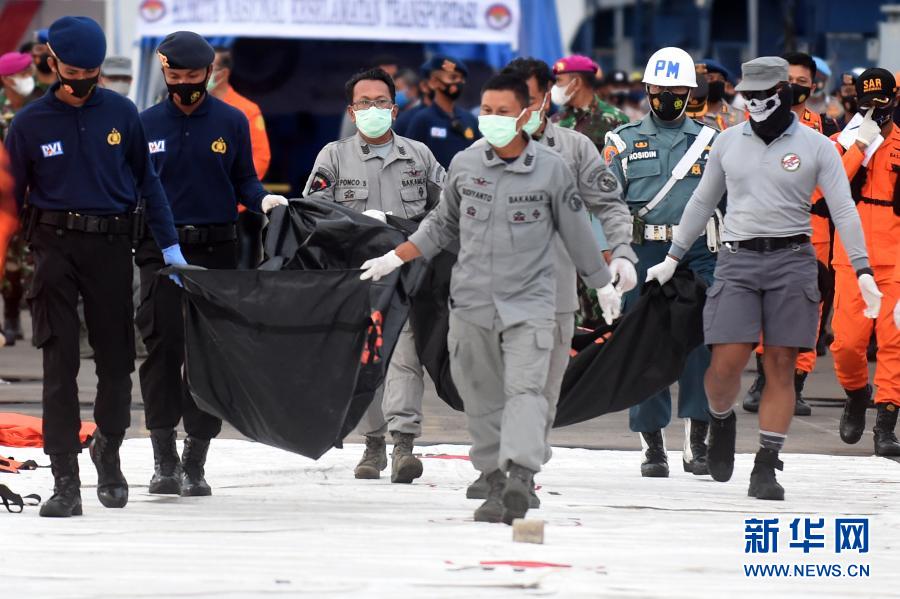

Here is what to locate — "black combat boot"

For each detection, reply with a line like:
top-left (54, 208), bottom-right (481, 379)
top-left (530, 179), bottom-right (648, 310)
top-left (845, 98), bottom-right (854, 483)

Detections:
top-left (469, 471), bottom-right (540, 508)
top-left (181, 436), bottom-right (212, 497)
top-left (502, 463), bottom-right (536, 525)
top-left (473, 470), bottom-right (506, 523)
top-left (873, 403), bottom-right (900, 457)
top-left (390, 432), bottom-right (423, 484)
top-left (149, 429), bottom-right (182, 495)
top-left (794, 370), bottom-right (812, 416)
top-left (354, 435), bottom-right (387, 479)
top-left (39, 453), bottom-right (82, 518)
top-left (742, 354), bottom-right (765, 413)
top-left (683, 419), bottom-right (709, 475)
top-left (707, 410), bottom-right (737, 482)
top-left (89, 430), bottom-right (129, 508)
top-left (640, 431), bottom-right (668, 478)
top-left (748, 448), bottom-right (785, 501)
top-left (839, 385), bottom-right (872, 445)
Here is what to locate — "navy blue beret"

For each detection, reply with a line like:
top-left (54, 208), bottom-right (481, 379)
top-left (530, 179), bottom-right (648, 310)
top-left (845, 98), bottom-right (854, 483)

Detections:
top-left (700, 58), bottom-right (733, 83)
top-left (48, 16), bottom-right (106, 69)
top-left (420, 55), bottom-right (468, 79)
top-left (157, 31), bottom-right (215, 70)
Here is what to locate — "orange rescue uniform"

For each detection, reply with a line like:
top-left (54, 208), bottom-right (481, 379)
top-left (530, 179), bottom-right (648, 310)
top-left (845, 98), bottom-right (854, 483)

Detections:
top-left (221, 86), bottom-right (271, 212)
top-left (830, 124), bottom-right (900, 406)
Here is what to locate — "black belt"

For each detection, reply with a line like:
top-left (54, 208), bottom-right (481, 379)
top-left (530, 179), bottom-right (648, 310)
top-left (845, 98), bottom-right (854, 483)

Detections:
top-left (177, 223), bottom-right (236, 245)
top-left (38, 210), bottom-right (132, 235)
top-left (859, 197), bottom-right (893, 207)
top-left (725, 235), bottom-right (810, 252)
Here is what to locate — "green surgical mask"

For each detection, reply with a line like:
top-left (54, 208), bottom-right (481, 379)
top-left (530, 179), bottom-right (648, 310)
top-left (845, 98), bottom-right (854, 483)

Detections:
top-left (206, 72), bottom-right (217, 91)
top-left (478, 110), bottom-right (526, 148)
top-left (522, 109), bottom-right (543, 135)
top-left (354, 107), bottom-right (393, 138)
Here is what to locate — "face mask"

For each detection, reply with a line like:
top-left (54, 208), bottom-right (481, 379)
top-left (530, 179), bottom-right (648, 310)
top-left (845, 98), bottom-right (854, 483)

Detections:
top-left (648, 90), bottom-right (689, 121)
top-left (723, 91), bottom-right (736, 104)
top-left (748, 87), bottom-right (794, 140)
top-left (35, 53), bottom-right (52, 75)
top-left (789, 83), bottom-right (810, 106)
top-left (863, 104), bottom-right (895, 127)
top-left (354, 106), bottom-right (393, 138)
top-left (395, 90), bottom-right (410, 110)
top-left (608, 90), bottom-right (628, 107)
top-left (522, 93), bottom-right (548, 135)
top-left (10, 75), bottom-right (35, 97)
top-left (437, 80), bottom-right (464, 101)
top-left (478, 110), bottom-right (525, 148)
top-left (167, 71), bottom-right (209, 106)
top-left (707, 80), bottom-right (726, 103)
top-left (841, 95), bottom-right (858, 115)
top-left (58, 73), bottom-right (98, 99)
top-left (206, 71), bottom-right (218, 91)
top-left (550, 81), bottom-right (575, 106)
top-left (104, 81), bottom-right (130, 96)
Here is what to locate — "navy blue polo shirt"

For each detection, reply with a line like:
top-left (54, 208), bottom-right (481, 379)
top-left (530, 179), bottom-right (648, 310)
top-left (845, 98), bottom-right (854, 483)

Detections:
top-left (4, 83), bottom-right (178, 248)
top-left (140, 94), bottom-right (265, 226)
top-left (406, 103), bottom-right (481, 169)
top-left (393, 103), bottom-right (426, 136)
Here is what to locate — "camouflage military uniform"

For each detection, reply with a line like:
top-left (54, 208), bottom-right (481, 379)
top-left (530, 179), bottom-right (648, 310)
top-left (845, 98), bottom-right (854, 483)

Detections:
top-left (551, 94), bottom-right (630, 153)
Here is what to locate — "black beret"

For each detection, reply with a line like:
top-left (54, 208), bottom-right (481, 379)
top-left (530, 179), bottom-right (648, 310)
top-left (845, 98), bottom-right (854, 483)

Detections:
top-left (157, 31), bottom-right (214, 70)
top-left (48, 16), bottom-right (106, 69)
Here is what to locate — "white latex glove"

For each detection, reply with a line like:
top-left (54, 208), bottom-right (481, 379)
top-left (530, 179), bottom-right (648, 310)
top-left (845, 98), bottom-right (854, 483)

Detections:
top-left (894, 299), bottom-right (900, 329)
top-left (857, 273), bottom-right (883, 319)
top-left (360, 250), bottom-right (404, 281)
top-left (856, 108), bottom-right (880, 147)
top-left (645, 256), bottom-right (679, 285)
top-left (261, 194), bottom-right (289, 213)
top-left (595, 283), bottom-right (622, 325)
top-left (362, 209), bottom-right (387, 223)
top-left (609, 257), bottom-right (638, 293)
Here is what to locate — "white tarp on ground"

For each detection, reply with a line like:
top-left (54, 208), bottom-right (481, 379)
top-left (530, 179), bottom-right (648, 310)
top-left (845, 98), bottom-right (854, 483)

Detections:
top-left (2, 439), bottom-right (899, 597)
top-left (135, 0), bottom-right (521, 46)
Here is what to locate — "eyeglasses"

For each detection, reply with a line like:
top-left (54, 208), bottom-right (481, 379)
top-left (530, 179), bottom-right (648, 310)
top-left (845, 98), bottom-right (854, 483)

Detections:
top-left (742, 84), bottom-right (783, 101)
top-left (351, 99), bottom-right (393, 110)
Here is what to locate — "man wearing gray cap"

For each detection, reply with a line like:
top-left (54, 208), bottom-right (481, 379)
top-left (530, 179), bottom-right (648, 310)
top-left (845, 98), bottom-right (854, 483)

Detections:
top-left (644, 56), bottom-right (881, 501)
top-left (100, 56), bottom-right (132, 96)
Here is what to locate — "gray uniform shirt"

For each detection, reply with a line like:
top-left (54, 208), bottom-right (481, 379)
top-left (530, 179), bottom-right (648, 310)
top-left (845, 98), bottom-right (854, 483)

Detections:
top-left (537, 120), bottom-right (634, 314)
top-left (303, 132), bottom-right (445, 219)
top-left (671, 117), bottom-right (870, 272)
top-left (409, 137), bottom-right (612, 329)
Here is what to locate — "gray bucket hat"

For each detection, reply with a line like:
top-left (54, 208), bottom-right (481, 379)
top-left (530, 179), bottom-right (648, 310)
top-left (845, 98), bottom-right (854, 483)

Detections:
top-left (101, 56), bottom-right (132, 77)
top-left (735, 56), bottom-right (788, 92)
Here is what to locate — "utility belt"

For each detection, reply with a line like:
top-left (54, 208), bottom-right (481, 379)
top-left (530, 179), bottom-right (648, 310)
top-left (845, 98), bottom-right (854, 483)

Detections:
top-left (34, 209), bottom-right (133, 236)
top-left (176, 223), bottom-right (237, 245)
top-left (723, 235), bottom-right (810, 253)
top-left (632, 210), bottom-right (723, 253)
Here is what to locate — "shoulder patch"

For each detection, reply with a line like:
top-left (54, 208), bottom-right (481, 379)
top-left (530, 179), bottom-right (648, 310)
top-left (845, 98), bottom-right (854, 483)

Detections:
top-left (309, 168), bottom-right (334, 192)
top-left (603, 145), bottom-right (619, 163)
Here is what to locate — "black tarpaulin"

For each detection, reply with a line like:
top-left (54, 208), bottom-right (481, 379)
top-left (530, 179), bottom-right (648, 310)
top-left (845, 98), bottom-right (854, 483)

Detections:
top-left (176, 199), bottom-right (422, 459)
top-left (409, 258), bottom-right (708, 427)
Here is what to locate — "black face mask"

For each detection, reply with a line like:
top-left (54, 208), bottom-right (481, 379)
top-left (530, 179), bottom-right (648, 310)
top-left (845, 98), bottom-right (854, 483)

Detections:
top-left (723, 91), bottom-right (736, 104)
top-left (790, 83), bottom-right (811, 106)
top-left (748, 87), bottom-right (794, 142)
top-left (707, 80), bottom-right (726, 103)
top-left (608, 90), bottom-right (628, 107)
top-left (648, 90), bottom-right (689, 121)
top-left (166, 69), bottom-right (209, 106)
top-left (436, 80), bottom-right (464, 101)
top-left (841, 95), bottom-right (858, 115)
top-left (865, 104), bottom-right (896, 127)
top-left (58, 73), bottom-right (98, 98)
top-left (35, 53), bottom-right (52, 75)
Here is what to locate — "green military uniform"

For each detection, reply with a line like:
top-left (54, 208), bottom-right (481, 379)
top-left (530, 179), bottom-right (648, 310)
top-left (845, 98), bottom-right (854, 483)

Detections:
top-left (604, 113), bottom-right (719, 434)
top-left (551, 94), bottom-right (629, 153)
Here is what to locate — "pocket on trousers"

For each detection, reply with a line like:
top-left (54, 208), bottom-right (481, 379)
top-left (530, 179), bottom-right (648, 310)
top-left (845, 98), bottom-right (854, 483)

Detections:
top-left (25, 280), bottom-right (52, 348)
top-left (535, 328), bottom-right (554, 351)
top-left (802, 283), bottom-right (821, 305)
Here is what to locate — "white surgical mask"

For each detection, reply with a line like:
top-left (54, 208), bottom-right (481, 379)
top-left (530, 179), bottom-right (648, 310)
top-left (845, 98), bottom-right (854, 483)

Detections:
top-left (10, 75), bottom-right (35, 98)
top-left (354, 107), bottom-right (393, 138)
top-left (550, 81), bottom-right (575, 106)
top-left (746, 91), bottom-right (782, 122)
top-left (104, 81), bottom-right (131, 96)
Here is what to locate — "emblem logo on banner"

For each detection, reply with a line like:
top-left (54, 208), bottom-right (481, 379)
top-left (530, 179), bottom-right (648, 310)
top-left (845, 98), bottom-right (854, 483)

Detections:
top-left (140, 0), bottom-right (167, 22)
top-left (485, 4), bottom-right (513, 29)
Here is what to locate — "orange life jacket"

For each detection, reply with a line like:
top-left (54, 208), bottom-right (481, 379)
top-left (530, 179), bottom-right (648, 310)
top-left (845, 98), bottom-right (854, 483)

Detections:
top-left (0, 413), bottom-right (97, 448)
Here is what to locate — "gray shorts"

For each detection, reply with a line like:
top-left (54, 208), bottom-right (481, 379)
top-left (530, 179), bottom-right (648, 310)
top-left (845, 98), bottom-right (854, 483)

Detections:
top-left (704, 242), bottom-right (820, 350)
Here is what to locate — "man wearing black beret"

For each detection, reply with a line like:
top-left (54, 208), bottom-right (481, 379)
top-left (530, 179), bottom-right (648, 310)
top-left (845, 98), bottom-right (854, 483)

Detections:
top-left (3, 16), bottom-right (185, 518)
top-left (137, 31), bottom-right (287, 498)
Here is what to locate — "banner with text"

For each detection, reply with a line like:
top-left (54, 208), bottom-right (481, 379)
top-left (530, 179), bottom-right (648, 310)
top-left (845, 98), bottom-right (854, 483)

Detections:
top-left (137, 0), bottom-right (520, 47)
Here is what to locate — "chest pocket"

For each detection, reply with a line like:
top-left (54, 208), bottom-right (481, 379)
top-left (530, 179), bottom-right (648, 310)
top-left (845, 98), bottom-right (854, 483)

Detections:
top-left (626, 154), bottom-right (661, 180)
top-left (336, 187), bottom-right (368, 210)
top-left (399, 185), bottom-right (427, 218)
top-left (506, 200), bottom-right (551, 248)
